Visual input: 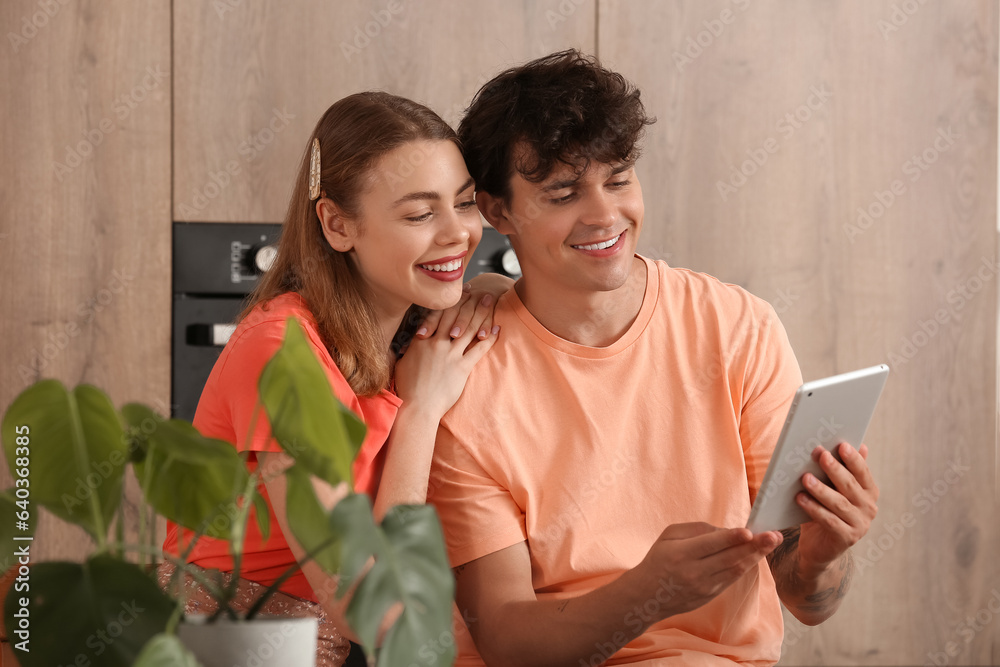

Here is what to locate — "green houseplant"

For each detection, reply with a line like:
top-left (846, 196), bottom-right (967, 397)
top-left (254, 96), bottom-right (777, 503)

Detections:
top-left (0, 318), bottom-right (455, 667)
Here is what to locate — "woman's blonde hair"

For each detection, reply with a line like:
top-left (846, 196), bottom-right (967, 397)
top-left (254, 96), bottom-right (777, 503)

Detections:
top-left (241, 92), bottom-right (459, 396)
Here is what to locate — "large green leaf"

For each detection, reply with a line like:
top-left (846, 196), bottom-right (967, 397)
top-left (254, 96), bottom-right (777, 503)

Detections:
top-left (1, 380), bottom-right (126, 542)
top-left (123, 404), bottom-right (249, 541)
top-left (133, 633), bottom-right (203, 667)
top-left (329, 494), bottom-right (381, 601)
top-left (0, 490), bottom-right (38, 573)
top-left (284, 463), bottom-right (342, 574)
top-left (3, 554), bottom-right (175, 667)
top-left (258, 318), bottom-right (366, 487)
top-left (334, 498), bottom-right (456, 666)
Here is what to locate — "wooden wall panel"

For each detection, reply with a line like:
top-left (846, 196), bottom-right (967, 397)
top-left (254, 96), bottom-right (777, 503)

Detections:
top-left (600, 1), bottom-right (998, 665)
top-left (4, 1), bottom-right (995, 663)
top-left (173, 0), bottom-right (597, 223)
top-left (0, 0), bottom-right (172, 561)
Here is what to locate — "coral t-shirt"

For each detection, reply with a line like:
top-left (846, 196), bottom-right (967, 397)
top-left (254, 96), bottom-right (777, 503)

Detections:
top-left (164, 292), bottom-right (401, 601)
top-left (428, 256), bottom-right (802, 665)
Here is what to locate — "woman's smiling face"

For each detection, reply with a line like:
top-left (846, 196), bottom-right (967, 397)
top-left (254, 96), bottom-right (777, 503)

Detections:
top-left (335, 139), bottom-right (482, 317)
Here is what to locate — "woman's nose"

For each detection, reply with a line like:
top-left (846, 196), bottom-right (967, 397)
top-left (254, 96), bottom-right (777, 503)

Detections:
top-left (437, 209), bottom-right (472, 245)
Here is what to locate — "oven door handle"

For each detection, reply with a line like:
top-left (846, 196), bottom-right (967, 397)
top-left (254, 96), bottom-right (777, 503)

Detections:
top-left (186, 323), bottom-right (237, 347)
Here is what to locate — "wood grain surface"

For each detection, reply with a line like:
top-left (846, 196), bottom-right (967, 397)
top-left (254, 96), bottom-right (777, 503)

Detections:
top-left (1, 1), bottom-right (997, 664)
top-left (0, 0), bottom-right (171, 563)
top-left (600, 1), bottom-right (999, 664)
top-left (172, 0), bottom-right (596, 222)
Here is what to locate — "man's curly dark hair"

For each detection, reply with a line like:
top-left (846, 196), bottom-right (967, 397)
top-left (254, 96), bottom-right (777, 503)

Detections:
top-left (458, 49), bottom-right (655, 203)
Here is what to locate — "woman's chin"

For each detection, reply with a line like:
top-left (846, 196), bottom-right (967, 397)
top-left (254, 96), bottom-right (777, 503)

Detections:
top-left (415, 284), bottom-right (465, 311)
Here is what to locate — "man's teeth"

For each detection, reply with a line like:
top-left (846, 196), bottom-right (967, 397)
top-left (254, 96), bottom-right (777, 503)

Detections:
top-left (573, 233), bottom-right (621, 251)
top-left (419, 259), bottom-right (462, 272)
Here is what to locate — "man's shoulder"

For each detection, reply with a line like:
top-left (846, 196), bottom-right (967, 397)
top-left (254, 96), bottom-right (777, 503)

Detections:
top-left (647, 258), bottom-right (777, 319)
top-left (439, 292), bottom-right (534, 428)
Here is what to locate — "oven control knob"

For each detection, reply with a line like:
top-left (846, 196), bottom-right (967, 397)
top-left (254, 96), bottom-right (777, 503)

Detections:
top-left (496, 248), bottom-right (521, 277)
top-left (251, 244), bottom-right (278, 274)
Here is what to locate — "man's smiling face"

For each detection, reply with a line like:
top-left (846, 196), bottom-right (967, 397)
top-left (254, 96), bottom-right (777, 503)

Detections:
top-left (494, 146), bottom-right (645, 297)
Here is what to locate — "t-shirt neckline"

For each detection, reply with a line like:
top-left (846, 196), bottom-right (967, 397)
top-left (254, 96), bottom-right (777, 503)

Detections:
top-left (507, 255), bottom-right (659, 359)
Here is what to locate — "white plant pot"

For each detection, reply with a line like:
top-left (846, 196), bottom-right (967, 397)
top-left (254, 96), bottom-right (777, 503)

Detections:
top-left (178, 615), bottom-right (318, 667)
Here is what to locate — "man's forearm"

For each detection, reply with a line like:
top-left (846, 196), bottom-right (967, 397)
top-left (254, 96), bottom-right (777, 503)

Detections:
top-left (768, 527), bottom-right (855, 625)
top-left (465, 565), bottom-right (671, 667)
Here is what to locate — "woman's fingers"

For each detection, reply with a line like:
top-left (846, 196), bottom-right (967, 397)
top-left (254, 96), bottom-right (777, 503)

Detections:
top-left (419, 292), bottom-right (472, 338)
top-left (460, 325), bottom-right (500, 365)
top-left (443, 292), bottom-right (491, 339)
top-left (452, 300), bottom-right (498, 350)
top-left (467, 293), bottom-right (497, 340)
top-left (415, 275), bottom-right (509, 340)
top-left (416, 309), bottom-right (443, 338)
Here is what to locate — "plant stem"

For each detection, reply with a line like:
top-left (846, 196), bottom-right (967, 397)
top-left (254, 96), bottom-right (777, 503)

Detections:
top-left (243, 532), bottom-right (341, 620)
top-left (213, 468), bottom-right (260, 619)
top-left (138, 446), bottom-right (156, 570)
top-left (114, 507), bottom-right (125, 560)
top-left (165, 602), bottom-right (185, 635)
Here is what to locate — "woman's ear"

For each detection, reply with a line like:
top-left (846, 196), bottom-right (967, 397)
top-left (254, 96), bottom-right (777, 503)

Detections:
top-left (476, 191), bottom-right (515, 236)
top-left (316, 197), bottom-right (354, 252)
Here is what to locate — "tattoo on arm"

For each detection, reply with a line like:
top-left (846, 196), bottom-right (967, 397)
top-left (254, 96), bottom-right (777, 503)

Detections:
top-left (799, 587), bottom-right (836, 613)
top-left (556, 600), bottom-right (569, 613)
top-left (835, 552), bottom-right (854, 599)
top-left (454, 564), bottom-right (467, 578)
top-left (800, 553), bottom-right (854, 612)
top-left (766, 527), bottom-right (800, 570)
top-left (805, 588), bottom-right (835, 604)
top-left (766, 526), bottom-right (855, 616)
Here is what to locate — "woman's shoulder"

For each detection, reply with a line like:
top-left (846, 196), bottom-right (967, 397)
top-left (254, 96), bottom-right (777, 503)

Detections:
top-left (240, 292), bottom-right (316, 328)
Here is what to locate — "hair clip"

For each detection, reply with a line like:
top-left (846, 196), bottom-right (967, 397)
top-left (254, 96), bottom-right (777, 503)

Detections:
top-left (308, 138), bottom-right (322, 200)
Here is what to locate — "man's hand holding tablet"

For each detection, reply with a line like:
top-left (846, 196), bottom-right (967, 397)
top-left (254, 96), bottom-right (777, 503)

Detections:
top-left (747, 364), bottom-right (888, 533)
top-left (749, 364), bottom-right (888, 624)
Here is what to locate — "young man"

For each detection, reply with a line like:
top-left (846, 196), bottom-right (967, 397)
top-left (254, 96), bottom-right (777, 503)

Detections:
top-left (427, 50), bottom-right (879, 666)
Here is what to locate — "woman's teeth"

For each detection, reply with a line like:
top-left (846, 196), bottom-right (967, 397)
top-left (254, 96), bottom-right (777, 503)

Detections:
top-left (419, 259), bottom-right (462, 272)
top-left (573, 233), bottom-right (621, 251)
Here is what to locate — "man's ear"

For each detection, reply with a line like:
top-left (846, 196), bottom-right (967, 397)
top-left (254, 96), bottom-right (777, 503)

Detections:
top-left (476, 191), bottom-right (516, 236)
top-left (316, 197), bottom-right (354, 252)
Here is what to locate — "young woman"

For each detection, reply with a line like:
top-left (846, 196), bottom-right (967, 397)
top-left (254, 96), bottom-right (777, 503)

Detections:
top-left (160, 92), bottom-right (511, 665)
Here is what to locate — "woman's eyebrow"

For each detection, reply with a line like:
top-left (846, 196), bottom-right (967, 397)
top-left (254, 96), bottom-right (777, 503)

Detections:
top-left (392, 177), bottom-right (475, 207)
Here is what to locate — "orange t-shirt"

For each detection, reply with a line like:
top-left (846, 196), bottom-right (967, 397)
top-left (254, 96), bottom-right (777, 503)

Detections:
top-left (428, 256), bottom-right (802, 665)
top-left (164, 292), bottom-right (401, 601)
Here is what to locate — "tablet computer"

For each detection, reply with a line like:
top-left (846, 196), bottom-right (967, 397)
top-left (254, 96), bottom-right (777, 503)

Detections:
top-left (745, 364), bottom-right (889, 533)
